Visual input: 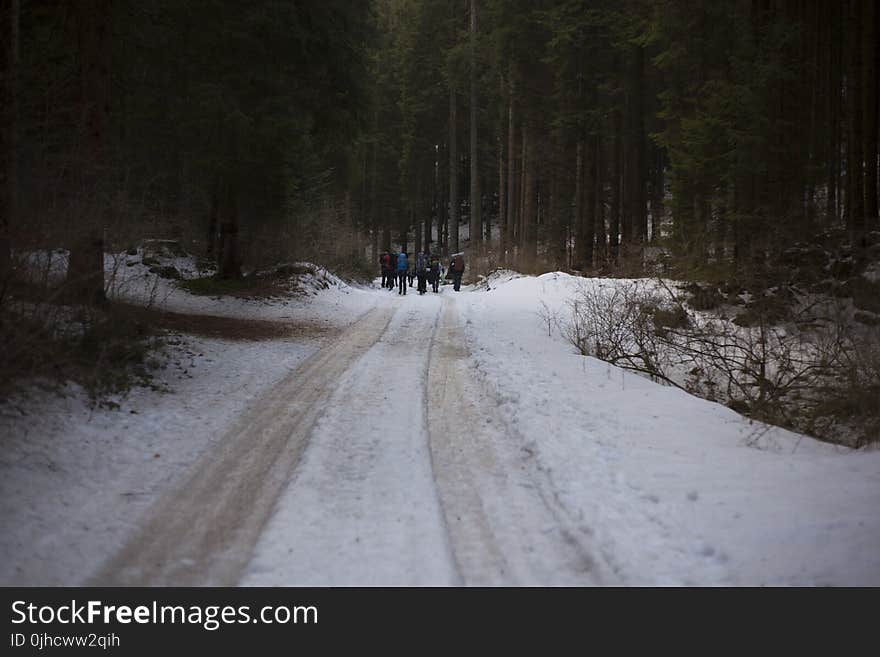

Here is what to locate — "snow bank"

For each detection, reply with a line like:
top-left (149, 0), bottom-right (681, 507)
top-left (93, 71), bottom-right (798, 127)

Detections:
top-left (458, 272), bottom-right (880, 585)
top-left (107, 252), bottom-right (375, 324)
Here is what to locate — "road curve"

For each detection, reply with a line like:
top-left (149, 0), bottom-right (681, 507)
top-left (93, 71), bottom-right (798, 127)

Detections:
top-left (91, 304), bottom-right (394, 586)
top-left (94, 292), bottom-right (603, 586)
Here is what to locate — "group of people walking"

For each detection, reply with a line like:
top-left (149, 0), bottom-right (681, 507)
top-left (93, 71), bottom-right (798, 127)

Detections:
top-left (379, 251), bottom-right (465, 295)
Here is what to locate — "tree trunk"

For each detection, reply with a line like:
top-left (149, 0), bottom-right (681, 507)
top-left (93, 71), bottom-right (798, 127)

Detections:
top-left (620, 57), bottom-right (632, 251)
top-left (573, 137), bottom-right (585, 269)
top-left (420, 173), bottom-right (426, 252)
top-left (348, 188), bottom-right (360, 261)
top-left (549, 169), bottom-right (565, 268)
top-left (399, 225), bottom-right (408, 255)
top-left (805, 0), bottom-right (820, 230)
top-left (449, 89), bottom-right (459, 254)
top-left (865, 0), bottom-right (879, 224)
top-left (361, 147), bottom-right (368, 262)
top-left (67, 0), bottom-right (111, 305)
top-left (414, 204), bottom-right (422, 255)
top-left (206, 178), bottom-right (219, 258)
top-left (847, 0), bottom-right (865, 249)
top-left (216, 181), bottom-right (241, 279)
top-left (610, 107), bottom-right (622, 262)
top-left (498, 111), bottom-right (506, 263)
top-left (650, 145), bottom-right (665, 241)
top-left (584, 134), bottom-right (596, 269)
top-left (826, 0), bottom-right (839, 223)
top-left (631, 45), bottom-right (647, 244)
top-left (522, 123), bottom-right (537, 270)
top-left (0, 0), bottom-right (19, 288)
top-left (835, 1), bottom-right (844, 222)
top-left (469, 0), bottom-right (481, 254)
top-left (506, 77), bottom-right (517, 263)
top-left (519, 120), bottom-right (527, 251)
top-left (594, 134), bottom-right (606, 261)
top-left (438, 140), bottom-right (447, 253)
top-left (427, 146), bottom-right (437, 250)
top-left (370, 140), bottom-right (378, 266)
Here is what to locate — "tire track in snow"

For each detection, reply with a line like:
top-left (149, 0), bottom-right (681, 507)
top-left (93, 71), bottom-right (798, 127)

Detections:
top-left (427, 298), bottom-right (606, 585)
top-left (242, 297), bottom-right (459, 585)
top-left (91, 304), bottom-right (395, 586)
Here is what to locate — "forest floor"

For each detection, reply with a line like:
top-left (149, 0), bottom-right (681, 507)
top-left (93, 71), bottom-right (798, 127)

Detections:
top-left (2, 266), bottom-right (879, 586)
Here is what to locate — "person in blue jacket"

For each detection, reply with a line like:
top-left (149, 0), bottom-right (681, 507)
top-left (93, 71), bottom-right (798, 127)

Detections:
top-left (396, 251), bottom-right (409, 295)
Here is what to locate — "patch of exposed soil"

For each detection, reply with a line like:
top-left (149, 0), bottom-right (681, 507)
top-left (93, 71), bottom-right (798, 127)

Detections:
top-left (120, 304), bottom-right (336, 342)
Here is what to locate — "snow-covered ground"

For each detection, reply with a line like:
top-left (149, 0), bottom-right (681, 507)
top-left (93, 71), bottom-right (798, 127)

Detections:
top-left (0, 260), bottom-right (378, 585)
top-left (2, 264), bottom-right (878, 586)
top-left (459, 272), bottom-right (880, 585)
top-left (244, 296), bottom-right (459, 586)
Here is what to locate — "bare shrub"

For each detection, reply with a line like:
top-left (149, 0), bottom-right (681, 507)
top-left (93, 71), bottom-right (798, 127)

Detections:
top-left (536, 300), bottom-right (561, 337)
top-left (562, 280), bottom-right (682, 387)
top-left (811, 335), bottom-right (880, 447)
top-left (560, 278), bottom-right (879, 447)
top-left (1, 241), bottom-right (171, 403)
top-left (0, 290), bottom-right (162, 403)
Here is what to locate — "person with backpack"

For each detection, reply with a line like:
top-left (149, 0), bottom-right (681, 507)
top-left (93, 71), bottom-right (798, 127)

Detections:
top-left (428, 253), bottom-right (441, 293)
top-left (396, 251), bottom-right (409, 295)
top-left (449, 253), bottom-right (465, 291)
top-left (416, 250), bottom-right (429, 295)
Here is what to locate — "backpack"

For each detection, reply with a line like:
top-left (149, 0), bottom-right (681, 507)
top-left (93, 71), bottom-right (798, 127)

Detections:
top-left (452, 255), bottom-right (464, 272)
top-left (381, 254), bottom-right (390, 269)
top-left (417, 253), bottom-right (428, 272)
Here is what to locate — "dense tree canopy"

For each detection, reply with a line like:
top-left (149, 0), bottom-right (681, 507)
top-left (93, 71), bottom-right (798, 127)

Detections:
top-left (1, 0), bottom-right (878, 290)
top-left (361, 0), bottom-right (879, 281)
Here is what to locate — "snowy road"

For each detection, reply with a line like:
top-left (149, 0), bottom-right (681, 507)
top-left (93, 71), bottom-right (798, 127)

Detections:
top-left (96, 291), bottom-right (612, 586)
top-left (427, 300), bottom-right (602, 585)
top-left (6, 272), bottom-right (879, 586)
top-left (94, 305), bottom-right (397, 585)
top-left (243, 295), bottom-right (456, 585)
top-left (94, 294), bottom-right (616, 586)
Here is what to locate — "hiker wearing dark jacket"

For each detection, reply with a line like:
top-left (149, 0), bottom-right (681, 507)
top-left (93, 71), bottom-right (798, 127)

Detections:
top-left (449, 253), bottom-right (464, 291)
top-left (428, 254), bottom-right (441, 292)
top-left (389, 252), bottom-right (399, 290)
top-left (379, 252), bottom-right (390, 288)
top-left (396, 252), bottom-right (409, 295)
top-left (416, 251), bottom-right (429, 295)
